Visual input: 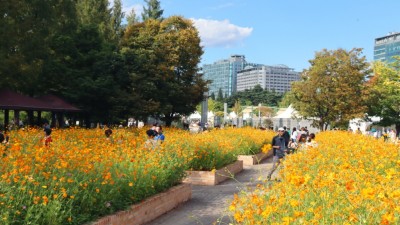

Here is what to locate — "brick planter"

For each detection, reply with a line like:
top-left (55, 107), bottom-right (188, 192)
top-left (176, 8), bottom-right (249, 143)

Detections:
top-left (238, 149), bottom-right (273, 166)
top-left (183, 160), bottom-right (243, 185)
top-left (88, 183), bottom-right (191, 225)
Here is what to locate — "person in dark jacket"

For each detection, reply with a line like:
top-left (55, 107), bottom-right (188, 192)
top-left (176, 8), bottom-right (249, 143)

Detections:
top-left (282, 126), bottom-right (290, 148)
top-left (267, 127), bottom-right (288, 180)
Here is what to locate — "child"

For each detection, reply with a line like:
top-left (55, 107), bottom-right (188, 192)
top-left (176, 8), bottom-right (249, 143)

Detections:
top-left (43, 123), bottom-right (52, 146)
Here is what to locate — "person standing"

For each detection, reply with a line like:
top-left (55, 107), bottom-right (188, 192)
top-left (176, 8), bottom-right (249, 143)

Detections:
top-left (389, 129), bottom-right (397, 143)
top-left (291, 127), bottom-right (298, 142)
top-left (43, 122), bottom-right (52, 146)
top-left (267, 127), bottom-right (287, 180)
top-left (282, 126), bottom-right (290, 147)
top-left (154, 125), bottom-right (165, 143)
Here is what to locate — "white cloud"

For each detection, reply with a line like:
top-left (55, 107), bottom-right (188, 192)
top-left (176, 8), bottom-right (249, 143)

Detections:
top-left (122, 3), bottom-right (143, 17)
top-left (191, 18), bottom-right (253, 48)
top-left (211, 3), bottom-right (235, 10)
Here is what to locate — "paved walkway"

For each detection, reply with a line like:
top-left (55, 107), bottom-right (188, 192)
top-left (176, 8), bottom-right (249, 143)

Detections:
top-left (147, 156), bottom-right (277, 225)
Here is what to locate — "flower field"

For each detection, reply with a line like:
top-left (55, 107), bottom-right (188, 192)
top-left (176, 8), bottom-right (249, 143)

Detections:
top-left (229, 131), bottom-right (400, 224)
top-left (0, 127), bottom-right (273, 225)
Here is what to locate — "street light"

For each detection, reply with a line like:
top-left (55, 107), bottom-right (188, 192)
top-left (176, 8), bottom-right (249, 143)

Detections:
top-left (258, 103), bottom-right (261, 128)
top-left (201, 92), bottom-right (208, 131)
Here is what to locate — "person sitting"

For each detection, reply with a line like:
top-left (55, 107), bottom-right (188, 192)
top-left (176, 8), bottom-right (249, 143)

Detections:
top-left (144, 129), bottom-right (158, 149)
top-left (306, 133), bottom-right (318, 148)
top-left (105, 128), bottom-right (113, 143)
top-left (0, 130), bottom-right (9, 146)
top-left (297, 134), bottom-right (308, 150)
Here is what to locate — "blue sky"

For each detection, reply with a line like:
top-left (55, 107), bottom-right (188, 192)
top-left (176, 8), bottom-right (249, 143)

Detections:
top-left (118, 0), bottom-right (400, 71)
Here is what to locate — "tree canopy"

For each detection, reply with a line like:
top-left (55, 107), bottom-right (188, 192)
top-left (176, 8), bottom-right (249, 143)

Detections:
top-left (0, 0), bottom-right (207, 126)
top-left (224, 84), bottom-right (282, 108)
top-left (366, 58), bottom-right (400, 135)
top-left (121, 16), bottom-right (207, 126)
top-left (291, 48), bottom-right (370, 130)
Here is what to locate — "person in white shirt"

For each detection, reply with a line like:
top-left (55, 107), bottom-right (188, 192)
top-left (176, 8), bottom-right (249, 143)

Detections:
top-left (291, 127), bottom-right (298, 142)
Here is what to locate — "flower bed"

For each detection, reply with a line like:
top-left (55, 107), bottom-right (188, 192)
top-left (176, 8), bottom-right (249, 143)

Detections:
top-left (0, 127), bottom-right (274, 224)
top-left (183, 160), bottom-right (243, 185)
top-left (180, 128), bottom-right (275, 171)
top-left (238, 143), bottom-right (273, 166)
top-left (229, 131), bottom-right (400, 224)
top-left (0, 128), bottom-right (187, 225)
top-left (88, 183), bottom-right (191, 225)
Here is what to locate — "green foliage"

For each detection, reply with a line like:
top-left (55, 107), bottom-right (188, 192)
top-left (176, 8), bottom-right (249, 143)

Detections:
top-left (224, 84), bottom-right (282, 107)
top-left (210, 92), bottom-right (216, 100)
top-left (126, 8), bottom-right (140, 25)
top-left (217, 88), bottom-right (224, 100)
top-left (366, 58), bottom-right (400, 131)
top-left (291, 48), bottom-right (370, 130)
top-left (0, 0), bottom-right (205, 126)
top-left (109, 0), bottom-right (124, 43)
top-left (121, 16), bottom-right (207, 125)
top-left (0, 0), bottom-right (78, 95)
top-left (279, 91), bottom-right (296, 108)
top-left (142, 0), bottom-right (164, 21)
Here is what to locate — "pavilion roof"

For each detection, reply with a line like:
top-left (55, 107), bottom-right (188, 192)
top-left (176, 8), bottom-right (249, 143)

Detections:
top-left (0, 89), bottom-right (80, 112)
top-left (36, 95), bottom-right (80, 112)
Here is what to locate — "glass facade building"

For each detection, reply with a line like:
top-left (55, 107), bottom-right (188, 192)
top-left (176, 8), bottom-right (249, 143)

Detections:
top-left (374, 32), bottom-right (400, 63)
top-left (202, 55), bottom-right (260, 98)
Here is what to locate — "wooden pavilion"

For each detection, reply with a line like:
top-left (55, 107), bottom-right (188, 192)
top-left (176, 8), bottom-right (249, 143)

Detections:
top-left (0, 89), bottom-right (80, 129)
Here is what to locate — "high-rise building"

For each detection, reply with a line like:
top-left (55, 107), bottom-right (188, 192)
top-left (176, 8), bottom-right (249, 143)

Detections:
top-left (236, 65), bottom-right (300, 94)
top-left (374, 32), bottom-right (400, 63)
top-left (202, 55), bottom-right (260, 98)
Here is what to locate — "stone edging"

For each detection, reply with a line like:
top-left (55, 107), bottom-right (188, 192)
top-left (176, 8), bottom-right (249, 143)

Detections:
top-left (238, 149), bottom-right (273, 166)
top-left (183, 160), bottom-right (244, 185)
top-left (87, 183), bottom-right (192, 225)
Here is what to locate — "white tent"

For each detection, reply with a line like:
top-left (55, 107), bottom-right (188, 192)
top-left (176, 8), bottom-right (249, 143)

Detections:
top-left (207, 111), bottom-right (214, 119)
top-left (189, 111), bottom-right (201, 120)
top-left (229, 111), bottom-right (237, 119)
top-left (273, 105), bottom-right (299, 119)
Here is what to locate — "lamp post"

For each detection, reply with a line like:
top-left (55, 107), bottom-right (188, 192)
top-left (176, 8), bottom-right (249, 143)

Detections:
top-left (200, 92), bottom-right (208, 131)
top-left (258, 103), bottom-right (261, 128)
top-left (251, 105), bottom-right (254, 127)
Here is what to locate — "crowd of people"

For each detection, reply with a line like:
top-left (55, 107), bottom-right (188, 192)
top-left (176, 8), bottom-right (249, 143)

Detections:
top-left (267, 126), bottom-right (317, 180)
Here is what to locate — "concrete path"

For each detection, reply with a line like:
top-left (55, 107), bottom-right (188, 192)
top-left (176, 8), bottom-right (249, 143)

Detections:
top-left (147, 156), bottom-right (277, 225)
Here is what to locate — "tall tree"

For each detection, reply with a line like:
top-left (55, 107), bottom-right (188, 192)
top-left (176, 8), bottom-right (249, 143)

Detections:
top-left (366, 58), bottom-right (400, 136)
top-left (141, 0), bottom-right (163, 21)
top-left (121, 16), bottom-right (207, 126)
top-left (126, 7), bottom-right (140, 25)
top-left (109, 0), bottom-right (124, 43)
top-left (210, 92), bottom-right (216, 100)
top-left (76, 0), bottom-right (112, 41)
top-left (217, 88), bottom-right (224, 100)
top-left (0, 0), bottom-right (78, 95)
top-left (291, 48), bottom-right (370, 130)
